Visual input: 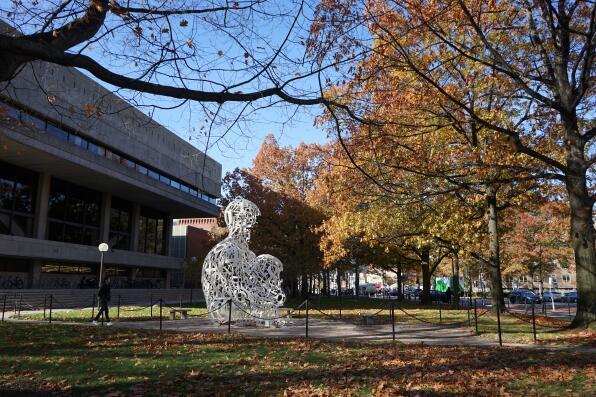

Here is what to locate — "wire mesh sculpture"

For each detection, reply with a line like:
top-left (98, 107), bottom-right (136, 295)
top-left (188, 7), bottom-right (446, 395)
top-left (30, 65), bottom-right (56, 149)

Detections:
top-left (201, 198), bottom-right (286, 326)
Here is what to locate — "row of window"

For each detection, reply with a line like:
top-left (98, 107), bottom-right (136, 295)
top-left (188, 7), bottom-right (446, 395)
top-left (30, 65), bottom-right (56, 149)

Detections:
top-left (1, 100), bottom-right (218, 205)
top-left (0, 161), bottom-right (167, 255)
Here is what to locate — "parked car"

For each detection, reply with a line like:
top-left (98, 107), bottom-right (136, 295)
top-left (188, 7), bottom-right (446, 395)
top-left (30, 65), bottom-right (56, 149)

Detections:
top-left (509, 289), bottom-right (541, 304)
top-left (542, 291), bottom-right (562, 302)
top-left (560, 291), bottom-right (577, 303)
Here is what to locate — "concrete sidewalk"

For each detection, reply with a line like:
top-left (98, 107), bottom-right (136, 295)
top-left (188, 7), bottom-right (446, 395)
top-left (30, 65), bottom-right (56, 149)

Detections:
top-left (5, 311), bottom-right (594, 352)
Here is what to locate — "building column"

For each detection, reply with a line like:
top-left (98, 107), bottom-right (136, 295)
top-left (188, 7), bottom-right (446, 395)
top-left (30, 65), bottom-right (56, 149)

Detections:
top-left (29, 260), bottom-right (42, 288)
top-left (130, 203), bottom-right (141, 252)
top-left (33, 173), bottom-right (51, 239)
top-left (165, 271), bottom-right (171, 289)
top-left (164, 216), bottom-right (173, 256)
top-left (99, 192), bottom-right (112, 244)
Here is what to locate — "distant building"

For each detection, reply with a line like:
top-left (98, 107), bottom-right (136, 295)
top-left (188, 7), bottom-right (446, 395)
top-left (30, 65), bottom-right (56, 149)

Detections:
top-left (171, 218), bottom-right (221, 288)
top-left (0, 54), bottom-right (221, 289)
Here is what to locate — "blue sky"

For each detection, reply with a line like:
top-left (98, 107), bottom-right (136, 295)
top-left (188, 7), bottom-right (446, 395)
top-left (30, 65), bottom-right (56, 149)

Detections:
top-left (150, 101), bottom-right (329, 176)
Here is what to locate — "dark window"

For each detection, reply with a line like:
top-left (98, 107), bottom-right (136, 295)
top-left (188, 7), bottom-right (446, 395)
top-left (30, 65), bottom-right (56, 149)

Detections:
top-left (68, 134), bottom-right (88, 149)
top-left (0, 161), bottom-right (36, 237)
top-left (0, 102), bottom-right (20, 120)
top-left (109, 197), bottom-right (132, 250)
top-left (21, 112), bottom-right (46, 130)
top-left (88, 142), bottom-right (105, 156)
top-left (137, 207), bottom-right (166, 255)
top-left (46, 123), bottom-right (68, 141)
top-left (47, 178), bottom-right (100, 246)
top-left (136, 164), bottom-right (147, 175)
top-left (159, 174), bottom-right (170, 185)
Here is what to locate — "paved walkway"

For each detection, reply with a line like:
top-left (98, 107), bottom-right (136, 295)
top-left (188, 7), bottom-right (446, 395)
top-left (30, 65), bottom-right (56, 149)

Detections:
top-left (5, 311), bottom-right (593, 352)
top-left (112, 317), bottom-right (498, 346)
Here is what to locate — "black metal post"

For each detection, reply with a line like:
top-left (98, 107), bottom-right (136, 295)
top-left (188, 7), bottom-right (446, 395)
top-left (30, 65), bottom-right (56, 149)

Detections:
top-left (438, 301), bottom-right (442, 324)
top-left (43, 295), bottom-right (47, 319)
top-left (305, 299), bottom-right (309, 338)
top-left (150, 294), bottom-right (153, 317)
top-left (159, 298), bottom-right (163, 332)
top-left (496, 302), bottom-right (503, 347)
top-left (17, 293), bottom-right (22, 319)
top-left (117, 295), bottom-right (121, 319)
top-left (473, 299), bottom-right (478, 335)
top-left (228, 299), bottom-right (232, 334)
top-left (391, 302), bottom-right (395, 342)
top-left (1, 294), bottom-right (6, 322)
top-left (91, 294), bottom-right (95, 320)
top-left (467, 300), bottom-right (471, 327)
top-left (567, 299), bottom-right (571, 319)
top-left (49, 295), bottom-right (53, 324)
top-left (531, 303), bottom-right (537, 343)
top-left (339, 295), bottom-right (342, 319)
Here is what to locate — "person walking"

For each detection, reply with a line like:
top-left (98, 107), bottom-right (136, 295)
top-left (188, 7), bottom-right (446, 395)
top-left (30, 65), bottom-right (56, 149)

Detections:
top-left (93, 277), bottom-right (112, 326)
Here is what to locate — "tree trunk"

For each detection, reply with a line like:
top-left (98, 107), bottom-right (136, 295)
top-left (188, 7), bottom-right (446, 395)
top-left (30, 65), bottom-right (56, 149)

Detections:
top-left (486, 185), bottom-right (505, 311)
top-left (300, 273), bottom-right (308, 299)
top-left (420, 248), bottom-right (431, 304)
top-left (452, 252), bottom-right (460, 309)
top-left (396, 264), bottom-right (403, 301)
top-left (354, 264), bottom-right (360, 296)
top-left (336, 268), bottom-right (342, 296)
top-left (565, 124), bottom-right (596, 327)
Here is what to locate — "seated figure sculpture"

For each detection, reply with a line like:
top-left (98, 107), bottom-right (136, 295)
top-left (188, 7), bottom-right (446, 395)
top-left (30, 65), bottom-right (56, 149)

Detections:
top-left (201, 198), bottom-right (285, 325)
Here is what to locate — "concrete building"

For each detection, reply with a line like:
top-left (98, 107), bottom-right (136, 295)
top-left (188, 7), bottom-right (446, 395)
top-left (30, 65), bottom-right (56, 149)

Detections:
top-left (0, 58), bottom-right (221, 289)
top-left (170, 218), bottom-right (221, 288)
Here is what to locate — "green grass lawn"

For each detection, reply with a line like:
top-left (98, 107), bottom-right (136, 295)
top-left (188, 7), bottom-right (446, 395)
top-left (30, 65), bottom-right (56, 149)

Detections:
top-left (19, 296), bottom-right (595, 346)
top-left (0, 323), bottom-right (594, 396)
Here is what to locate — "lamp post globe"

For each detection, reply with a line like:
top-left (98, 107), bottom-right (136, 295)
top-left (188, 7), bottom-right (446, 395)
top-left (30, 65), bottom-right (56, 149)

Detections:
top-left (98, 243), bottom-right (109, 287)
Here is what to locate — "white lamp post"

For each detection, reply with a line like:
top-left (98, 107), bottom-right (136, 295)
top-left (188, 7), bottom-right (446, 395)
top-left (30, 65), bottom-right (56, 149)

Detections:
top-left (98, 243), bottom-right (109, 287)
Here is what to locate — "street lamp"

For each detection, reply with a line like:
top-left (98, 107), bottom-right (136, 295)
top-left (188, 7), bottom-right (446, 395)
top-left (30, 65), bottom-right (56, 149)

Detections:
top-left (98, 243), bottom-right (109, 287)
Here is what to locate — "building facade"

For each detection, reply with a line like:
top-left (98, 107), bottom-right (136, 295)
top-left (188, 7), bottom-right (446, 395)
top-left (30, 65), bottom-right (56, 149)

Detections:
top-left (0, 59), bottom-right (221, 289)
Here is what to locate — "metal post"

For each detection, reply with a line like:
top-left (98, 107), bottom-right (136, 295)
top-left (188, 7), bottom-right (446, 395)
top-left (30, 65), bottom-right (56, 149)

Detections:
top-left (150, 294), bottom-right (153, 317)
top-left (91, 294), bottom-right (95, 321)
top-left (43, 295), bottom-right (47, 319)
top-left (1, 295), bottom-right (6, 322)
top-left (98, 251), bottom-right (105, 287)
top-left (496, 302), bottom-right (503, 347)
top-left (438, 301), bottom-right (442, 324)
top-left (227, 299), bottom-right (232, 334)
top-left (49, 295), bottom-right (53, 323)
top-left (391, 302), bottom-right (395, 342)
top-left (531, 302), bottom-right (537, 342)
top-left (467, 300), bottom-right (471, 326)
top-left (17, 294), bottom-right (22, 319)
top-left (305, 299), bottom-right (309, 338)
top-left (473, 299), bottom-right (478, 335)
top-left (339, 295), bottom-right (342, 319)
top-left (159, 298), bottom-right (163, 332)
top-left (117, 295), bottom-right (121, 319)
top-left (567, 299), bottom-right (571, 319)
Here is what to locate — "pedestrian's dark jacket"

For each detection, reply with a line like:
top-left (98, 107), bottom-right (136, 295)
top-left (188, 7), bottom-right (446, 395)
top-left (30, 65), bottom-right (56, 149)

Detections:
top-left (98, 282), bottom-right (111, 303)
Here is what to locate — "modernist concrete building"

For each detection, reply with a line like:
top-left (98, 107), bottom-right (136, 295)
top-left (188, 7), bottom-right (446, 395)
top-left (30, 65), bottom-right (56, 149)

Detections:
top-left (0, 58), bottom-right (221, 289)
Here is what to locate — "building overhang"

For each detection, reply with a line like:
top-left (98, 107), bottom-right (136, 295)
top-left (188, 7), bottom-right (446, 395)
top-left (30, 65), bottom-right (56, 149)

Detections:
top-left (0, 234), bottom-right (184, 270)
top-left (0, 121), bottom-right (219, 218)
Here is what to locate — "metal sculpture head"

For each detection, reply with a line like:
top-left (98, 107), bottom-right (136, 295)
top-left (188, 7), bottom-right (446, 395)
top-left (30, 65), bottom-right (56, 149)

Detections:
top-left (224, 198), bottom-right (260, 235)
